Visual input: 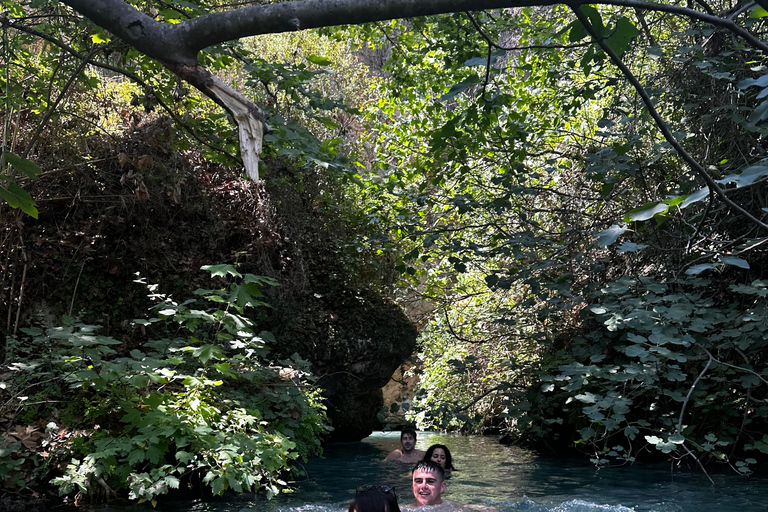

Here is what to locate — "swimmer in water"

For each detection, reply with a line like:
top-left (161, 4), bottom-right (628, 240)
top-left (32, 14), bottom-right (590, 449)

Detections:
top-left (384, 428), bottom-right (425, 463)
top-left (408, 460), bottom-right (448, 507)
top-left (349, 484), bottom-right (401, 512)
top-left (423, 444), bottom-right (457, 475)
top-left (405, 461), bottom-right (497, 512)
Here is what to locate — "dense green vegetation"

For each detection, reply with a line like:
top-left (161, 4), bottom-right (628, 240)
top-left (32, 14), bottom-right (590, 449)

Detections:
top-left (3, 0), bottom-right (768, 507)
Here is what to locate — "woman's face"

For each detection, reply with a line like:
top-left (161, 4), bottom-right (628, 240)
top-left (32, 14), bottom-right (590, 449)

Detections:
top-left (430, 448), bottom-right (447, 468)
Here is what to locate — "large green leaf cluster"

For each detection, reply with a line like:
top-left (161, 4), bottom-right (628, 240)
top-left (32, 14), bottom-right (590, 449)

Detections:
top-left (517, 276), bottom-right (768, 472)
top-left (0, 265), bottom-right (327, 504)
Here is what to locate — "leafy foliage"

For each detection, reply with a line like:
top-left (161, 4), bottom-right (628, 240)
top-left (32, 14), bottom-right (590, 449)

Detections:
top-left (0, 266), bottom-right (327, 504)
top-left (6, 0), bottom-right (768, 490)
top-left (337, 2), bottom-right (768, 475)
top-left (517, 277), bottom-right (768, 472)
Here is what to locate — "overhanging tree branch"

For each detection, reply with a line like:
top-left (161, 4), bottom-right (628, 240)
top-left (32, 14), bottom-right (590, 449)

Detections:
top-left (53, 0), bottom-right (768, 183)
top-left (571, 5), bottom-right (768, 232)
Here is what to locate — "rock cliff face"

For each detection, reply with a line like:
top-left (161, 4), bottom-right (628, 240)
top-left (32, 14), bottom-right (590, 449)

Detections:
top-left (3, 121), bottom-right (416, 442)
top-left (269, 288), bottom-right (418, 440)
top-left (380, 362), bottom-right (419, 428)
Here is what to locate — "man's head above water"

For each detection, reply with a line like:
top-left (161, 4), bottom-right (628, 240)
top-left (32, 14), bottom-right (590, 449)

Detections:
top-left (400, 428), bottom-right (417, 452)
top-left (384, 428), bottom-right (424, 463)
top-left (410, 460), bottom-right (446, 507)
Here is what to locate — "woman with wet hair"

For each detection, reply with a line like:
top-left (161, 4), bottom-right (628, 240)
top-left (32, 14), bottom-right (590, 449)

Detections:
top-left (423, 444), bottom-right (457, 472)
top-left (348, 484), bottom-right (401, 512)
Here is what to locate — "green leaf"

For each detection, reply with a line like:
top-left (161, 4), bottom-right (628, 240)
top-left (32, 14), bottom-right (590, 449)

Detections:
top-left (605, 17), bottom-right (639, 57)
top-left (616, 242), bottom-right (647, 254)
top-left (626, 202), bottom-right (669, 222)
top-left (596, 224), bottom-right (627, 246)
top-left (625, 345), bottom-right (647, 358)
top-left (721, 256), bottom-right (749, 269)
top-left (464, 56), bottom-right (488, 67)
top-left (192, 344), bottom-right (225, 364)
top-left (686, 263), bottom-right (717, 275)
top-left (0, 182), bottom-right (38, 218)
top-left (680, 188), bottom-right (709, 209)
top-left (5, 152), bottom-right (41, 178)
top-left (440, 76), bottom-right (482, 101)
top-left (736, 75), bottom-right (768, 89)
top-left (748, 99), bottom-right (768, 124)
top-left (716, 165), bottom-right (768, 187)
top-left (750, 6), bottom-right (768, 18)
top-left (307, 54), bottom-right (332, 66)
top-left (568, 20), bottom-right (588, 42)
top-left (176, 451), bottom-right (193, 464)
top-left (577, 5), bottom-right (606, 36)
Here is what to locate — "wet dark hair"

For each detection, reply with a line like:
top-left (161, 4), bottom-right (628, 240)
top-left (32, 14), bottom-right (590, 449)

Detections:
top-left (411, 460), bottom-right (445, 482)
top-left (348, 485), bottom-right (401, 512)
top-left (400, 428), bottom-right (417, 441)
top-left (423, 444), bottom-right (457, 471)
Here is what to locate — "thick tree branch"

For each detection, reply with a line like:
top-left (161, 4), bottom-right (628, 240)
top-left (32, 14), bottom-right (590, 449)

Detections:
top-left (55, 0), bottom-right (768, 183)
top-left (60, 0), bottom-right (195, 64)
top-left (64, 0), bottom-right (768, 58)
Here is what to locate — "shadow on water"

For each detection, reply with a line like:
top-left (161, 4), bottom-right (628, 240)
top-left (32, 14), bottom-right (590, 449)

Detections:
top-left (101, 432), bottom-right (768, 512)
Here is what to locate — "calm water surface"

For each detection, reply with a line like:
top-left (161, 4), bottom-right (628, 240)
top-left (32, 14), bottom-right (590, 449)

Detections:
top-left (148, 432), bottom-right (768, 512)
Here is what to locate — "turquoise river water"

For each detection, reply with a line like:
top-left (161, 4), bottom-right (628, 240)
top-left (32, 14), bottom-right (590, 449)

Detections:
top-left (108, 431), bottom-right (768, 512)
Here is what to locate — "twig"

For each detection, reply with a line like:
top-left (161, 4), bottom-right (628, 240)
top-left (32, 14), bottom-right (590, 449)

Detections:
top-left (21, 47), bottom-right (98, 159)
top-left (682, 443), bottom-right (715, 485)
top-left (68, 259), bottom-right (88, 317)
top-left (676, 351), bottom-right (712, 434)
top-left (465, 11), bottom-right (590, 51)
top-left (12, 246), bottom-right (27, 335)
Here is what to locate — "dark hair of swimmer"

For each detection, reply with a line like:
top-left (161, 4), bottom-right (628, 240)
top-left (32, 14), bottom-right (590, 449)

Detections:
top-left (348, 485), bottom-right (401, 512)
top-left (423, 444), bottom-right (457, 471)
top-left (411, 460), bottom-right (445, 481)
top-left (400, 427), bottom-right (417, 441)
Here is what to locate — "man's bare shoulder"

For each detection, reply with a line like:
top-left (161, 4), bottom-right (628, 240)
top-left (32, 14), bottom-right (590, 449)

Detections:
top-left (384, 449), bottom-right (403, 461)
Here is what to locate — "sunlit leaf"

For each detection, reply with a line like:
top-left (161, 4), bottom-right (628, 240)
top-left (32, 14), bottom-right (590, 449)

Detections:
top-left (716, 165), bottom-right (768, 187)
top-left (721, 256), bottom-right (749, 269)
top-left (680, 188), bottom-right (709, 209)
top-left (596, 224), bottom-right (627, 246)
top-left (626, 202), bottom-right (669, 222)
top-left (307, 54), bottom-right (332, 66)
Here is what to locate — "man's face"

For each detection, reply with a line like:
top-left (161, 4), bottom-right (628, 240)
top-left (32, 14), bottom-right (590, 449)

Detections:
top-left (401, 432), bottom-right (416, 452)
top-left (411, 467), bottom-right (446, 506)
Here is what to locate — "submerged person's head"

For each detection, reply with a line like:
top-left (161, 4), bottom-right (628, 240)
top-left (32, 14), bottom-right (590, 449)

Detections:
top-left (349, 485), bottom-right (400, 512)
top-left (423, 444), bottom-right (456, 471)
top-left (411, 460), bottom-right (446, 506)
top-left (400, 428), bottom-right (417, 452)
